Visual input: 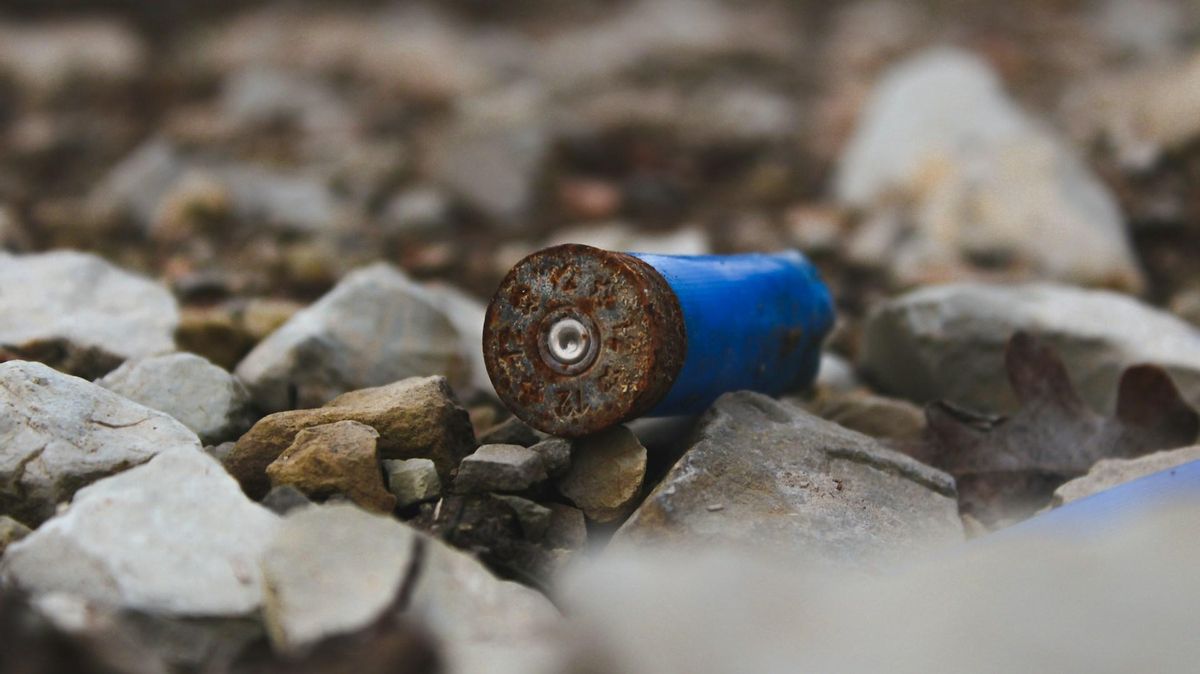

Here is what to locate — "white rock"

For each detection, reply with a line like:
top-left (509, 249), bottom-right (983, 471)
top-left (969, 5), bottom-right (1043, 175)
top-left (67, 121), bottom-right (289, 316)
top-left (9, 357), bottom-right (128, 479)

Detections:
top-left (384, 458), bottom-right (442, 508)
top-left (0, 361), bottom-right (201, 525)
top-left (260, 504), bottom-right (562, 673)
top-left (96, 352), bottom-right (252, 445)
top-left (235, 263), bottom-right (468, 412)
top-left (835, 48), bottom-right (1143, 290)
top-left (2, 449), bottom-right (279, 616)
top-left (1052, 446), bottom-right (1200, 506)
top-left (0, 251), bottom-right (179, 372)
top-left (860, 282), bottom-right (1200, 413)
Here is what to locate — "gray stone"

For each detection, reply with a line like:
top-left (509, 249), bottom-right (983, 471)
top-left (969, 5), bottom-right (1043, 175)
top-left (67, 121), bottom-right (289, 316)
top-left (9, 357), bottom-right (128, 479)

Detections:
top-left (492, 495), bottom-right (553, 542)
top-left (0, 251), bottom-right (179, 378)
top-left (261, 485), bottom-right (313, 515)
top-left (834, 48), bottom-right (1142, 291)
top-left (235, 263), bottom-right (469, 412)
top-left (0, 361), bottom-right (202, 525)
top-left (529, 438), bottom-right (572, 479)
top-left (455, 445), bottom-right (547, 494)
top-left (260, 503), bottom-right (560, 670)
top-left (544, 503), bottom-right (587, 551)
top-left (615, 392), bottom-right (963, 564)
top-left (2, 449), bottom-right (279, 616)
top-left (259, 504), bottom-right (416, 651)
top-left (860, 282), bottom-right (1200, 414)
top-left (96, 352), bottom-right (253, 445)
top-left (1052, 446), bottom-right (1200, 506)
top-left (0, 515), bottom-right (31, 555)
top-left (557, 426), bottom-right (646, 523)
top-left (384, 458), bottom-right (442, 508)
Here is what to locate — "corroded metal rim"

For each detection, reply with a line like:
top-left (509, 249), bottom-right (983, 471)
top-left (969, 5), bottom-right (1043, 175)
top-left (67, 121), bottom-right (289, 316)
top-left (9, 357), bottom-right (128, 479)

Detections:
top-left (483, 244), bottom-right (686, 437)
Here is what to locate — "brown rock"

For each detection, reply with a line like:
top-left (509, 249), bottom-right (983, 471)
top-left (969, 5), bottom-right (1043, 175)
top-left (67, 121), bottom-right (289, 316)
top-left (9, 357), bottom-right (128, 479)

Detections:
top-left (266, 421), bottom-right (395, 513)
top-left (556, 426), bottom-right (647, 523)
top-left (227, 375), bottom-right (475, 499)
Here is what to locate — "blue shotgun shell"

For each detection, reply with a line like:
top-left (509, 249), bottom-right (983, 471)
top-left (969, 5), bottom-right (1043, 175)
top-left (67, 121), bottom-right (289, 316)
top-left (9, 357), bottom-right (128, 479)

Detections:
top-left (483, 244), bottom-right (835, 437)
top-left (630, 251), bottom-right (835, 416)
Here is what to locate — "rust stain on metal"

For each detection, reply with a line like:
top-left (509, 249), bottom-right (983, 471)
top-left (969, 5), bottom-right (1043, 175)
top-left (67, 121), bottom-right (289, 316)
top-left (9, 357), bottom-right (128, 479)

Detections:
top-left (483, 244), bottom-right (686, 437)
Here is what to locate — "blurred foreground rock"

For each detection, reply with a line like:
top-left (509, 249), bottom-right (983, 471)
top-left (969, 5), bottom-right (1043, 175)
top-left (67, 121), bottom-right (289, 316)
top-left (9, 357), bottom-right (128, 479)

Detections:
top-left (616, 392), bottom-right (962, 564)
top-left (262, 504), bottom-right (562, 673)
top-left (861, 283), bottom-right (1200, 413)
top-left (96, 352), bottom-right (252, 445)
top-left (835, 48), bottom-right (1143, 290)
top-left (226, 375), bottom-right (476, 498)
top-left (0, 361), bottom-right (201, 525)
top-left (235, 263), bottom-right (468, 412)
top-left (2, 449), bottom-right (279, 616)
top-left (1052, 445), bottom-right (1200, 506)
top-left (561, 502), bottom-right (1200, 674)
top-left (0, 251), bottom-right (178, 379)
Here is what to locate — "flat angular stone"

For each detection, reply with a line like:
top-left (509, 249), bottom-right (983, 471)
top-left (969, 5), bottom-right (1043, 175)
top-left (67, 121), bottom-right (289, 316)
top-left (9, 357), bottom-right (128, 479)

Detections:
top-left (96, 352), bottom-right (253, 445)
top-left (2, 449), bottom-right (279, 615)
top-left (0, 361), bottom-right (202, 525)
top-left (615, 392), bottom-right (963, 565)
top-left (454, 445), bottom-right (547, 494)
top-left (0, 251), bottom-right (178, 378)
top-left (235, 263), bottom-right (468, 412)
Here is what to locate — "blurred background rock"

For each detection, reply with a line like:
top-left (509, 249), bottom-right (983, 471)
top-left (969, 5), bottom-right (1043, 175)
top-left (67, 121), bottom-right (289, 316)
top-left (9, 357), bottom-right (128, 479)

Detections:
top-left (4, 0), bottom-right (1200, 334)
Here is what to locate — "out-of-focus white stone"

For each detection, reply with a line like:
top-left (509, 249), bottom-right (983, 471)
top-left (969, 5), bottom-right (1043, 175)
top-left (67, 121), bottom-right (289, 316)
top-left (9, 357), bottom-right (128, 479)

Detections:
top-left (835, 48), bottom-right (1143, 291)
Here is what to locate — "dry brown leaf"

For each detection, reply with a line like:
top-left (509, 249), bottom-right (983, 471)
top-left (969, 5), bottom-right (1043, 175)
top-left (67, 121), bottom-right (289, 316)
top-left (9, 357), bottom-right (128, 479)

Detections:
top-left (923, 331), bottom-right (1199, 524)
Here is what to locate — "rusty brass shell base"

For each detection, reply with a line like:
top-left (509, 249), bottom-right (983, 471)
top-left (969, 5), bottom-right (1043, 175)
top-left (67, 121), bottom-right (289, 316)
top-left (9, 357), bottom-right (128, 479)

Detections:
top-left (483, 244), bottom-right (686, 437)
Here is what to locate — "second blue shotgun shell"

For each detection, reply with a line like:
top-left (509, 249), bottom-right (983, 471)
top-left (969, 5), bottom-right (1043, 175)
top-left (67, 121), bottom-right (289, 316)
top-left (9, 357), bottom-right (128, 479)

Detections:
top-left (483, 244), bottom-right (835, 437)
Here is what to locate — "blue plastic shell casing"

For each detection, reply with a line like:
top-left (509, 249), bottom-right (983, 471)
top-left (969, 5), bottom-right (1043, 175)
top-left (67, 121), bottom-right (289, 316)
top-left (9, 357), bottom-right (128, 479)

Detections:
top-left (631, 251), bottom-right (835, 416)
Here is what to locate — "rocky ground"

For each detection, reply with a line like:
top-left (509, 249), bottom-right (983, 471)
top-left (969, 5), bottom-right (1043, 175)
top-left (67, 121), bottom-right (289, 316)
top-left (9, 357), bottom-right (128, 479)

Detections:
top-left (3, 1), bottom-right (1200, 672)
